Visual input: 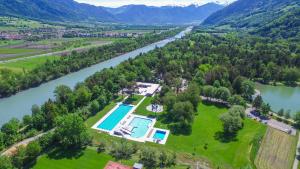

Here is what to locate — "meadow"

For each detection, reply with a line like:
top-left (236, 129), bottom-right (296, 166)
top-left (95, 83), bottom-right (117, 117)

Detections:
top-left (0, 55), bottom-right (60, 72)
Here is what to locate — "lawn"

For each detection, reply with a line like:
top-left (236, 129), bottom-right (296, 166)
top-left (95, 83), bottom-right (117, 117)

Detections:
top-left (0, 55), bottom-right (60, 72)
top-left (124, 95), bottom-right (145, 105)
top-left (32, 148), bottom-right (114, 169)
top-left (255, 127), bottom-right (297, 169)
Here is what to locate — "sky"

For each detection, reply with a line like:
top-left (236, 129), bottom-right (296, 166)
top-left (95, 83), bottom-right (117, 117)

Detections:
top-left (74, 0), bottom-right (236, 8)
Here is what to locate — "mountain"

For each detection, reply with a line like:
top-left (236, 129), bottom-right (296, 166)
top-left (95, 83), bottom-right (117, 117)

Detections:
top-left (105, 3), bottom-right (224, 25)
top-left (0, 0), bottom-right (223, 25)
top-left (203, 0), bottom-right (300, 28)
top-left (252, 8), bottom-right (300, 39)
top-left (0, 0), bottom-right (115, 22)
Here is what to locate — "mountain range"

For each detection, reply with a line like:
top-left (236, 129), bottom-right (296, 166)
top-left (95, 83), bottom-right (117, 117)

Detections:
top-left (0, 0), bottom-right (223, 25)
top-left (104, 3), bottom-right (224, 25)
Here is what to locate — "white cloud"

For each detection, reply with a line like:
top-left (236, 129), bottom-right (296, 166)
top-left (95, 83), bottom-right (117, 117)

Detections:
top-left (75, 0), bottom-right (236, 7)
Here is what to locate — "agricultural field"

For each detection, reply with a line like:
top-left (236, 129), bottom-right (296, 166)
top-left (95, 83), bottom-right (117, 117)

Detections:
top-left (255, 127), bottom-right (297, 169)
top-left (0, 37), bottom-right (113, 61)
top-left (0, 55), bottom-right (60, 72)
top-left (0, 16), bottom-right (62, 31)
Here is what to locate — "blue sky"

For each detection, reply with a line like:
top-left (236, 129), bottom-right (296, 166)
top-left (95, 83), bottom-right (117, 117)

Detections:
top-left (75, 0), bottom-right (236, 7)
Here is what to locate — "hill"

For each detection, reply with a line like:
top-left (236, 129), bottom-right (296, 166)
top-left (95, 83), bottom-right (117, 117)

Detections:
top-left (105, 3), bottom-right (224, 25)
top-left (203, 0), bottom-right (300, 28)
top-left (252, 9), bottom-right (300, 39)
top-left (0, 0), bottom-right (115, 22)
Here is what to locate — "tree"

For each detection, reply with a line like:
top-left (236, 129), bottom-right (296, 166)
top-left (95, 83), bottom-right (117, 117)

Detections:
top-left (12, 146), bottom-right (26, 169)
top-left (0, 156), bottom-right (14, 169)
top-left (110, 140), bottom-right (137, 160)
top-left (215, 87), bottom-right (231, 101)
top-left (220, 113), bottom-right (243, 135)
top-left (26, 141), bottom-right (41, 162)
top-left (54, 85), bottom-right (73, 104)
top-left (202, 85), bottom-right (215, 99)
top-left (228, 105), bottom-right (246, 119)
top-left (163, 92), bottom-right (177, 112)
top-left (171, 102), bottom-right (194, 123)
top-left (139, 148), bottom-right (158, 169)
top-left (228, 95), bottom-right (246, 107)
top-left (54, 114), bottom-right (91, 148)
top-left (261, 103), bottom-right (271, 116)
top-left (253, 95), bottom-right (263, 110)
top-left (293, 112), bottom-right (300, 128)
top-left (1, 118), bottom-right (20, 146)
top-left (285, 110), bottom-right (291, 119)
top-left (89, 100), bottom-right (100, 115)
top-left (0, 132), bottom-right (4, 151)
top-left (277, 109), bottom-right (284, 117)
top-left (241, 80), bottom-right (255, 100)
top-left (22, 115), bottom-right (32, 126)
top-left (75, 86), bottom-right (92, 107)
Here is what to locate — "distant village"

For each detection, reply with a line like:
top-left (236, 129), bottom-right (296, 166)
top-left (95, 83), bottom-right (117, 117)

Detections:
top-left (0, 27), bottom-right (144, 41)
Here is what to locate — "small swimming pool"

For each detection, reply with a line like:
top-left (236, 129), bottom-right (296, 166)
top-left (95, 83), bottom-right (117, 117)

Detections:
top-left (153, 130), bottom-right (166, 140)
top-left (129, 117), bottom-right (152, 138)
top-left (97, 104), bottom-right (133, 131)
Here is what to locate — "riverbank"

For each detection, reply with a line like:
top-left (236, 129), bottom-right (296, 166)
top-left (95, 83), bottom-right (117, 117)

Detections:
top-left (0, 27), bottom-right (192, 126)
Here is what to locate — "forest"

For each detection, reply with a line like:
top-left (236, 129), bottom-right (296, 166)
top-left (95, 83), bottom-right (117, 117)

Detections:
top-left (1, 30), bottom-right (300, 168)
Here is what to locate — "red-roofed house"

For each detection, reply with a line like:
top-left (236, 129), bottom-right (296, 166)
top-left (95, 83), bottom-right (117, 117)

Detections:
top-left (104, 161), bottom-right (132, 169)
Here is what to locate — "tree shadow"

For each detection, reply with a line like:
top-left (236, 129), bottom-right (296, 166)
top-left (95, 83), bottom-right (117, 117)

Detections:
top-left (214, 131), bottom-right (238, 143)
top-left (202, 100), bottom-right (229, 109)
top-left (46, 147), bottom-right (85, 160)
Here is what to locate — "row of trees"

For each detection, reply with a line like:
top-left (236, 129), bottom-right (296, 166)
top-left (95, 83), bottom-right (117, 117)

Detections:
top-left (0, 28), bottom-right (182, 98)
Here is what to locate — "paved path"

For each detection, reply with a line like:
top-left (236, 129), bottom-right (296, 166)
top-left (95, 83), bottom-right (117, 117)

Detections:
top-left (293, 134), bottom-right (300, 169)
top-left (246, 107), bottom-right (296, 135)
top-left (1, 129), bottom-right (54, 156)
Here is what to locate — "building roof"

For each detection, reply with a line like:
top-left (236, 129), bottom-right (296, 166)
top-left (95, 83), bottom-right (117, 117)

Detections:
top-left (104, 161), bottom-right (132, 169)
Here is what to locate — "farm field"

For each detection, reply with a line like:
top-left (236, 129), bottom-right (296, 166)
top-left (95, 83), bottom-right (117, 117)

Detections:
top-left (0, 55), bottom-right (60, 72)
top-left (87, 97), bottom-right (267, 169)
top-left (0, 48), bottom-right (38, 54)
top-left (255, 127), bottom-right (297, 169)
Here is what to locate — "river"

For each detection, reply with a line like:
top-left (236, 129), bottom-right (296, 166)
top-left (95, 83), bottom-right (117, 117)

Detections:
top-left (0, 27), bottom-right (192, 126)
top-left (256, 83), bottom-right (300, 115)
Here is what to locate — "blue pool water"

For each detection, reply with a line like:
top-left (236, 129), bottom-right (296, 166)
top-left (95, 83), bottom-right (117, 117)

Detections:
top-left (97, 104), bottom-right (133, 131)
top-left (153, 130), bottom-right (166, 140)
top-left (129, 117), bottom-right (152, 138)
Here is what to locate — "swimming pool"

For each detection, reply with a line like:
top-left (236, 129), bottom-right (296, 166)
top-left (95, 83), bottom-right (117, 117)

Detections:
top-left (129, 117), bottom-right (152, 138)
top-left (97, 104), bottom-right (133, 131)
top-left (153, 130), bottom-right (166, 140)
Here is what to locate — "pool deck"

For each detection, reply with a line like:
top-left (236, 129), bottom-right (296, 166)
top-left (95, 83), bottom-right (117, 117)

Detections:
top-left (92, 95), bottom-right (170, 144)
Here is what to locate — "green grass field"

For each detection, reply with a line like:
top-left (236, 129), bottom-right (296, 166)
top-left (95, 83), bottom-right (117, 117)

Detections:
top-left (255, 127), bottom-right (297, 169)
top-left (0, 48), bottom-right (38, 54)
top-left (0, 56), bottom-right (60, 72)
top-left (32, 148), bottom-right (114, 169)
